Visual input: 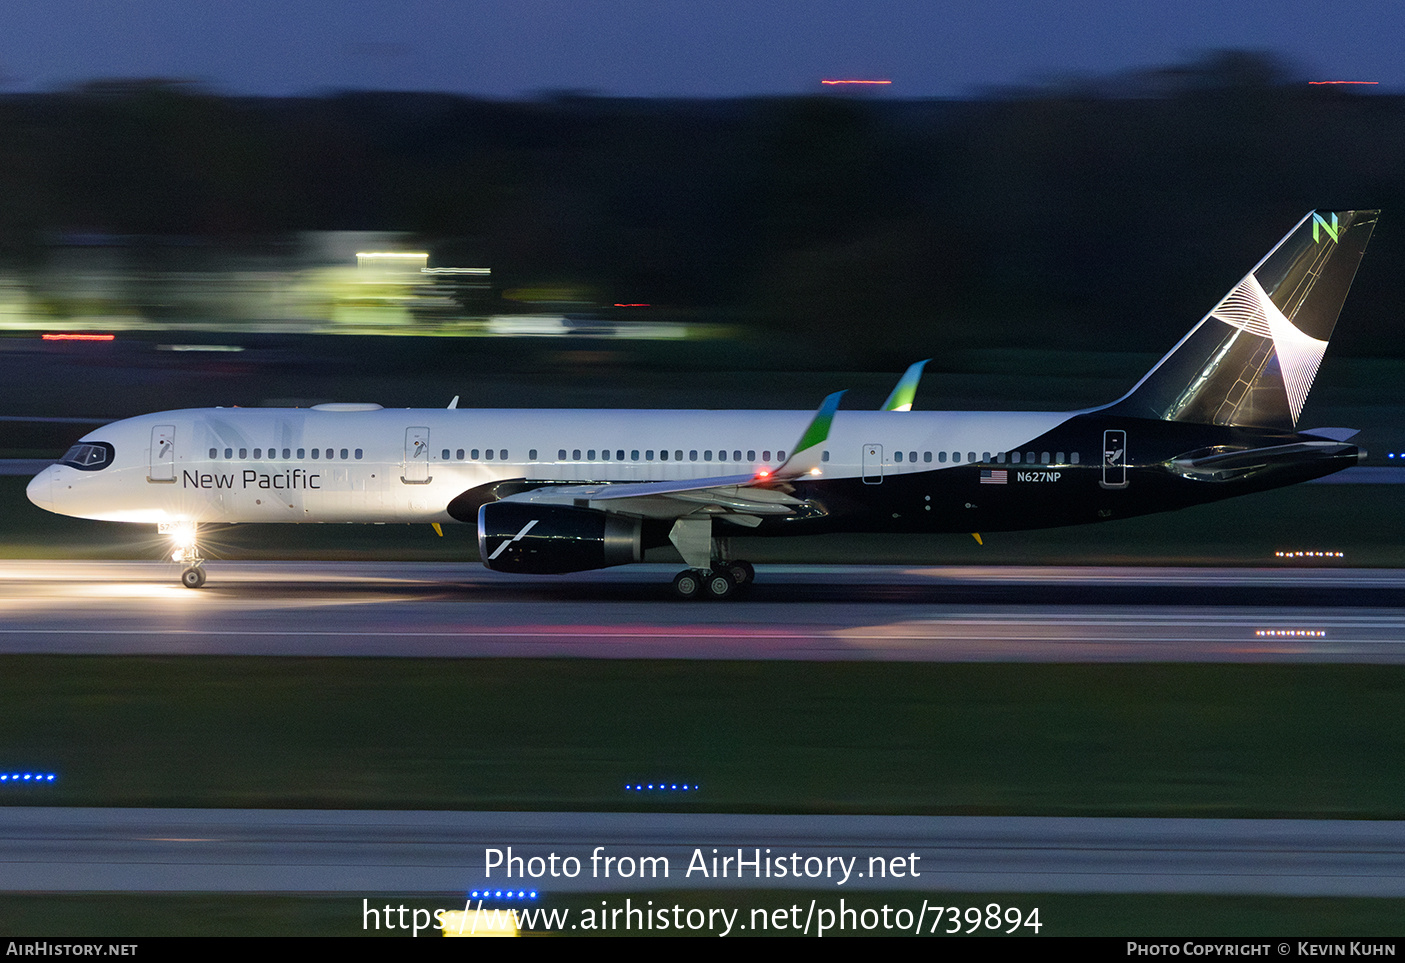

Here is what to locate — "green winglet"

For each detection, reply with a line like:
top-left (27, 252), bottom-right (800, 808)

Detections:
top-left (881, 360), bottom-right (929, 411)
top-left (793, 390), bottom-right (846, 456)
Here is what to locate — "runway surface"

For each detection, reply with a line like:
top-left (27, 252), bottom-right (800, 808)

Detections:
top-left (3, 808), bottom-right (1404, 896)
top-left (0, 560), bottom-right (1402, 662)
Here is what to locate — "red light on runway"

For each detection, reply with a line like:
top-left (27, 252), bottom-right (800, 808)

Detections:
top-left (1308, 81), bottom-right (1379, 85)
top-left (822, 79), bottom-right (892, 86)
top-left (42, 333), bottom-right (115, 341)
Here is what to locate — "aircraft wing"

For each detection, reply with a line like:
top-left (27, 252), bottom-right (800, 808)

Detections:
top-left (494, 475), bottom-right (807, 525)
top-left (491, 391), bottom-right (846, 524)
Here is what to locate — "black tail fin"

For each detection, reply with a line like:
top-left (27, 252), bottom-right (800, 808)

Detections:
top-left (1107, 210), bottom-right (1378, 428)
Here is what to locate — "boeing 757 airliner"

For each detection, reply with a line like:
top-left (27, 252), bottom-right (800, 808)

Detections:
top-left (26, 210), bottom-right (1378, 597)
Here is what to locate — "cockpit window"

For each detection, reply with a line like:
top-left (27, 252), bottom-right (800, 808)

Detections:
top-left (60, 442), bottom-right (115, 471)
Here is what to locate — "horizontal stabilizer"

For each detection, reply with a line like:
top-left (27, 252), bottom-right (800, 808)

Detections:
top-left (1301, 427), bottom-right (1359, 442)
top-left (1170, 440), bottom-right (1358, 481)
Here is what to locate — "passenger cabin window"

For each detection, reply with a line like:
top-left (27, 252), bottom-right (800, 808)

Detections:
top-left (355, 449), bottom-right (363, 460)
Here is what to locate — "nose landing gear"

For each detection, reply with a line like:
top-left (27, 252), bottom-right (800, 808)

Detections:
top-left (162, 521), bottom-right (207, 589)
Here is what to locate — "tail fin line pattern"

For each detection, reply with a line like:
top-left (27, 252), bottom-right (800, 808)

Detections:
top-left (1108, 209), bottom-right (1378, 429)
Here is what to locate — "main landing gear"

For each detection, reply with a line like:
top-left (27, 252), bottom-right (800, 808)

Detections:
top-left (667, 519), bottom-right (755, 600)
top-left (672, 560), bottom-right (755, 600)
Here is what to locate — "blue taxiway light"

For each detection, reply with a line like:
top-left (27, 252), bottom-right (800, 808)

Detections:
top-left (1, 773), bottom-right (56, 783)
top-left (470, 890), bottom-right (537, 900)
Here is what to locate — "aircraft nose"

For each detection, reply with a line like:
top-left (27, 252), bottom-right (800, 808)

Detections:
top-left (26, 467), bottom-right (55, 513)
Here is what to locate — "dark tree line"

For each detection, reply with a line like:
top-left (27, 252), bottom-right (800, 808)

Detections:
top-left (0, 52), bottom-right (1401, 363)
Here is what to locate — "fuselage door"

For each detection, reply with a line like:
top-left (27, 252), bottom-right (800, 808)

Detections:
top-left (149, 425), bottom-right (175, 483)
top-left (1101, 429), bottom-right (1128, 489)
top-left (402, 427), bottom-right (432, 484)
top-left (862, 444), bottom-right (883, 485)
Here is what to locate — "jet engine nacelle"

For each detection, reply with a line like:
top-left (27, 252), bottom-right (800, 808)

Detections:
top-left (477, 501), bottom-right (643, 574)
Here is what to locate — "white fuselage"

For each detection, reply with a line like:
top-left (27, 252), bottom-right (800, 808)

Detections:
top-left (27, 405), bottom-right (1069, 526)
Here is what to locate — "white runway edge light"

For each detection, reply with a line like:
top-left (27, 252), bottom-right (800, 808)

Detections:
top-left (1274, 551), bottom-right (1344, 558)
top-left (625, 782), bottom-right (697, 792)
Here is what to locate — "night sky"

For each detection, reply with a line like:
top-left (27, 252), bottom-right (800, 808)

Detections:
top-left (1, 0), bottom-right (1400, 98)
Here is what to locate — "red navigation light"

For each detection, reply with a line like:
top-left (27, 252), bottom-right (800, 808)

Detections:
top-left (42, 333), bottom-right (115, 341)
top-left (1308, 80), bottom-right (1379, 85)
top-left (613, 303), bottom-right (651, 307)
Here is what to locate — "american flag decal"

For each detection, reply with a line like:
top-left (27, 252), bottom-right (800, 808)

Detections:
top-left (980, 469), bottom-right (1008, 485)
